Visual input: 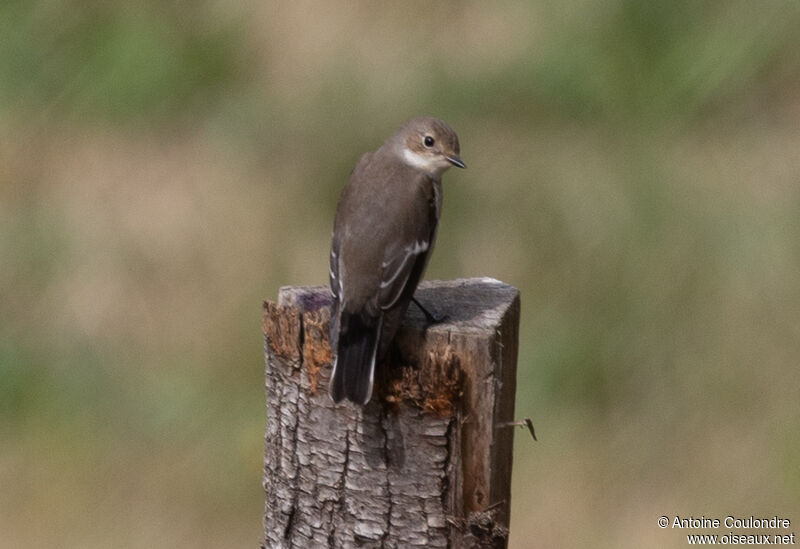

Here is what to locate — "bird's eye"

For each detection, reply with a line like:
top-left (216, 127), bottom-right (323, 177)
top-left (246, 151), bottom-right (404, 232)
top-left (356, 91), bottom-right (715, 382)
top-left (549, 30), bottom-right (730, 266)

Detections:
top-left (424, 136), bottom-right (435, 148)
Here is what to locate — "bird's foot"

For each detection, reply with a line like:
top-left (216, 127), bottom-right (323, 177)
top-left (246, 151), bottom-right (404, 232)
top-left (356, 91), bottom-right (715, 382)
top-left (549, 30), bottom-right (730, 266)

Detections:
top-left (411, 296), bottom-right (448, 325)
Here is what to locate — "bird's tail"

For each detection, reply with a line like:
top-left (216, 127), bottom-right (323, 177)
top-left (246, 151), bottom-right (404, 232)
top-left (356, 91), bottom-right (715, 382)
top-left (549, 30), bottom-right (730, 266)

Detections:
top-left (329, 311), bottom-right (382, 405)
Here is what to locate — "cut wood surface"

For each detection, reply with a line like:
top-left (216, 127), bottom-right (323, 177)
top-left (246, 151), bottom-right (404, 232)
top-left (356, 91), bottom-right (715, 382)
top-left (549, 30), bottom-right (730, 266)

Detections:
top-left (262, 278), bottom-right (520, 548)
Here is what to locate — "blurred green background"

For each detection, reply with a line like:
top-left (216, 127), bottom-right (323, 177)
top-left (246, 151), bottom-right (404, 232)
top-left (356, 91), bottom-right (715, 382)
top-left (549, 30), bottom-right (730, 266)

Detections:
top-left (1, 1), bottom-right (799, 547)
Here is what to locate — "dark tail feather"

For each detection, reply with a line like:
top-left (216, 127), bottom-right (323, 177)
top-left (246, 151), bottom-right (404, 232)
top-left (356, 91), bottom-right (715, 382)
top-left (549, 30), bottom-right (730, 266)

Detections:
top-left (329, 311), bottom-right (381, 405)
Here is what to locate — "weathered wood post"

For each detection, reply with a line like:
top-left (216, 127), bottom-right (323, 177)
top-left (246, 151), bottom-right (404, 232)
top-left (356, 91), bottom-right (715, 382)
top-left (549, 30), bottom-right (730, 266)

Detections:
top-left (261, 278), bottom-right (520, 548)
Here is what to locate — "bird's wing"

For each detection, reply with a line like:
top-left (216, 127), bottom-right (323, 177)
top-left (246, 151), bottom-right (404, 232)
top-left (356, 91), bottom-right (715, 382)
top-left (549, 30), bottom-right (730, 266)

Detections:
top-left (329, 233), bottom-right (341, 300)
top-left (377, 238), bottom-right (430, 310)
top-left (377, 178), bottom-right (439, 311)
top-left (329, 230), bottom-right (343, 346)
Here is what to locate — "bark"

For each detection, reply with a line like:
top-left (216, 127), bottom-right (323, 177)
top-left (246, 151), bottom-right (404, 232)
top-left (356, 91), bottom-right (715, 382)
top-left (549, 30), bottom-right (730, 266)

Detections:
top-left (262, 278), bottom-right (520, 548)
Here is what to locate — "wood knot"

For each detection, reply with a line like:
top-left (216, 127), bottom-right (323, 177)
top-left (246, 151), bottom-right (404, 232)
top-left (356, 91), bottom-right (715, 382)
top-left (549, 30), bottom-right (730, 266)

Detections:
top-left (446, 506), bottom-right (509, 548)
top-left (465, 508), bottom-right (509, 546)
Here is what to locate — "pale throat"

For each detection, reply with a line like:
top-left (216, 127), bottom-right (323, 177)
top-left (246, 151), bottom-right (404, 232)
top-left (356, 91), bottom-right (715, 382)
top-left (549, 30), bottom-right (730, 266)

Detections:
top-left (401, 147), bottom-right (449, 175)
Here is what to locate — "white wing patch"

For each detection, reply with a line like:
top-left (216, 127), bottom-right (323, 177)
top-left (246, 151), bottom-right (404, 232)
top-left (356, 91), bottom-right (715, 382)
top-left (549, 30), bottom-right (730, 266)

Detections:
top-left (379, 240), bottom-right (429, 309)
top-left (329, 247), bottom-right (340, 299)
top-left (379, 240), bottom-right (428, 290)
top-left (408, 240), bottom-right (429, 255)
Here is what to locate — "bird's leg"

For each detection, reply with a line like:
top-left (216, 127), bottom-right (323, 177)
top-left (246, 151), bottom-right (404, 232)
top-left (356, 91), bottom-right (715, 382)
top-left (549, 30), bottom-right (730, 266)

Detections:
top-left (411, 296), bottom-right (447, 324)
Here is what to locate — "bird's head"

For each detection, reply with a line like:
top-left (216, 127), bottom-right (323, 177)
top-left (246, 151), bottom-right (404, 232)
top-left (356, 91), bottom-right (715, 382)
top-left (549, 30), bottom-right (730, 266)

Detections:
top-left (393, 117), bottom-right (465, 176)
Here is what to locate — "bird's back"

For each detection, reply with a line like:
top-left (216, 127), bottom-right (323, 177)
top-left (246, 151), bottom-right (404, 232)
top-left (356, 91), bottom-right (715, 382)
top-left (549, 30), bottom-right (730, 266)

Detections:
top-left (328, 116), bottom-right (463, 405)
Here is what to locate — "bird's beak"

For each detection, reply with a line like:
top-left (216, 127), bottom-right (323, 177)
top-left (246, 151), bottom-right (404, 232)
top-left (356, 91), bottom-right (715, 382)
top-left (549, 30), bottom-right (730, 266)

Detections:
top-left (445, 155), bottom-right (466, 169)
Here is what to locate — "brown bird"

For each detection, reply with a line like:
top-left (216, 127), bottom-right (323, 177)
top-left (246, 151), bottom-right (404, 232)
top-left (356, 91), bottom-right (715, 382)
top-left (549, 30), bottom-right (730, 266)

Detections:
top-left (328, 117), bottom-right (465, 405)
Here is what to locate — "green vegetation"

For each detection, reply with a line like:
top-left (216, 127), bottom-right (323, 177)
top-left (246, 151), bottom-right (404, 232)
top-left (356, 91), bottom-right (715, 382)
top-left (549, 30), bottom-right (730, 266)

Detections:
top-left (1, 2), bottom-right (799, 547)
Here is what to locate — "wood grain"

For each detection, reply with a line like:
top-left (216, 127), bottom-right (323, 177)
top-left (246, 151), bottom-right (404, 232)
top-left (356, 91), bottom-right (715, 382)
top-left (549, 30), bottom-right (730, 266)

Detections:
top-left (262, 278), bottom-right (520, 548)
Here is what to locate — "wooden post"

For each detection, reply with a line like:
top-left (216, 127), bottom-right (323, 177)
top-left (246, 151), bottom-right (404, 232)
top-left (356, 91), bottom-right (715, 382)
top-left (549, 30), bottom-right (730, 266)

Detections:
top-left (261, 278), bottom-right (520, 548)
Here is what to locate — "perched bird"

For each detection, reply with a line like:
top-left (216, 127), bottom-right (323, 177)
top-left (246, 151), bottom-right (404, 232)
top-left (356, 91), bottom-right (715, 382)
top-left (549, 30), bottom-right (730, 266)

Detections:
top-left (328, 117), bottom-right (465, 405)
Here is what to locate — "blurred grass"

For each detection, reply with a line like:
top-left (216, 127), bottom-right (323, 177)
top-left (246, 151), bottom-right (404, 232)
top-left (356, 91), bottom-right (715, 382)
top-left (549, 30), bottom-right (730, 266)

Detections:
top-left (1, 1), bottom-right (799, 547)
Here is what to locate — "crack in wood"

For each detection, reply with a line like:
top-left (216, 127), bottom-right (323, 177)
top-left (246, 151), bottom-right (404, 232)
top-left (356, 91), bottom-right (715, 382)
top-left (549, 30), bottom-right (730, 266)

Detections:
top-left (379, 408), bottom-right (392, 547)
